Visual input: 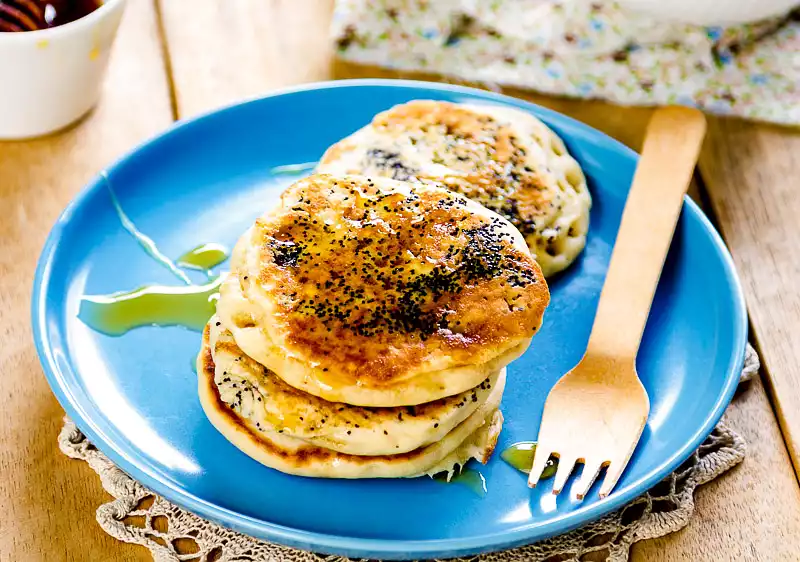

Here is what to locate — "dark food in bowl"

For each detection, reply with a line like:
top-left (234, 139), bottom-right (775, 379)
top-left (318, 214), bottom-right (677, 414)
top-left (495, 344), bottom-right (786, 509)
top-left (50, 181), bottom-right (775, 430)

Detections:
top-left (0, 0), bottom-right (102, 32)
top-left (0, 0), bottom-right (45, 30)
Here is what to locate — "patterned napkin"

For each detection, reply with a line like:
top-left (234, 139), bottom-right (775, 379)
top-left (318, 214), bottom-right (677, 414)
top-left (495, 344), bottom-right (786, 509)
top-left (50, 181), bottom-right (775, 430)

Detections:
top-left (332, 0), bottom-right (800, 125)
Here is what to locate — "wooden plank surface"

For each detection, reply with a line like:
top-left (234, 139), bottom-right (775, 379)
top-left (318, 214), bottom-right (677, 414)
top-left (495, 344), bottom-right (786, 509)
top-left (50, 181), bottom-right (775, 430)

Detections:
top-left (633, 374), bottom-right (800, 561)
top-left (699, 118), bottom-right (800, 480)
top-left (158, 0), bottom-right (334, 118)
top-left (0, 0), bottom-right (171, 560)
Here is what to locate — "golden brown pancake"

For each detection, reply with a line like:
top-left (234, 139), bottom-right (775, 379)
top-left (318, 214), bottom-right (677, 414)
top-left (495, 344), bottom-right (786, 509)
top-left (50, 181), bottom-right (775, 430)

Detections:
top-left (217, 173), bottom-right (549, 406)
top-left (318, 100), bottom-right (592, 277)
top-left (208, 316), bottom-right (502, 456)
top-left (197, 324), bottom-right (505, 478)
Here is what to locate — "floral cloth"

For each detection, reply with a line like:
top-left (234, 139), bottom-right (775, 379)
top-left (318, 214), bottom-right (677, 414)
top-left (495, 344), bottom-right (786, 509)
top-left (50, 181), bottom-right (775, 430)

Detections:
top-left (332, 0), bottom-right (800, 125)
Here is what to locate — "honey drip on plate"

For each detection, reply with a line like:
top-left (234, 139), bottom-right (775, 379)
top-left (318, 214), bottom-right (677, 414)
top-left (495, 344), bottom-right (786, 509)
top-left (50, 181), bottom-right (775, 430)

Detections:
top-left (80, 177), bottom-right (230, 336)
top-left (269, 161), bottom-right (318, 176)
top-left (106, 176), bottom-right (192, 285)
top-left (79, 276), bottom-right (225, 336)
top-left (177, 243), bottom-right (229, 277)
top-left (501, 442), bottom-right (558, 479)
top-left (433, 467), bottom-right (487, 498)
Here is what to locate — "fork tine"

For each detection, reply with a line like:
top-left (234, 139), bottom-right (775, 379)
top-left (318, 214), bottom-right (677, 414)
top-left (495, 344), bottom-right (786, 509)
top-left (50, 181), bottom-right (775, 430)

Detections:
top-left (527, 444), bottom-right (555, 488)
top-left (551, 455), bottom-right (578, 495)
top-left (599, 460), bottom-right (626, 498)
top-left (574, 459), bottom-right (606, 500)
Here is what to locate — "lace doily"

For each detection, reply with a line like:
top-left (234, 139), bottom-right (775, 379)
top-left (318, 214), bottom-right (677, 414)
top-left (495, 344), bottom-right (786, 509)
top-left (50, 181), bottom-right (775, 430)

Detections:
top-left (58, 345), bottom-right (758, 562)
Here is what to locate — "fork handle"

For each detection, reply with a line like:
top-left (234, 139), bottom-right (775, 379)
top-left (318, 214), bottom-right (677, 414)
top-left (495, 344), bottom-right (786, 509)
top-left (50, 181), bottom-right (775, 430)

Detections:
top-left (586, 107), bottom-right (707, 360)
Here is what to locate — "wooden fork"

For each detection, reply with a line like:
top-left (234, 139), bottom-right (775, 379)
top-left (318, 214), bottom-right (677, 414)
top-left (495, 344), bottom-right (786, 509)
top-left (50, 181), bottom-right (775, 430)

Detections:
top-left (527, 106), bottom-right (707, 499)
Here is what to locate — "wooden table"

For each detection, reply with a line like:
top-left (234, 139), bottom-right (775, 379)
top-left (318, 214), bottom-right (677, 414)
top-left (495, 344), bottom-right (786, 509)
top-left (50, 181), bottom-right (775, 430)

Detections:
top-left (2, 1), bottom-right (800, 560)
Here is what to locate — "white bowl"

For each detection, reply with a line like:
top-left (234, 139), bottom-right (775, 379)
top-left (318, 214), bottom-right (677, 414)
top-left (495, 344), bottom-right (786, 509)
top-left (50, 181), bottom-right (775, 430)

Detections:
top-left (0, 0), bottom-right (126, 140)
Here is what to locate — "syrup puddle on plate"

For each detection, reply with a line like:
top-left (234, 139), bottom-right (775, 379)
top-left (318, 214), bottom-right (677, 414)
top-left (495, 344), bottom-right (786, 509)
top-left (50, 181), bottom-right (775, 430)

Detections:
top-left (501, 442), bottom-right (558, 479)
top-left (177, 243), bottom-right (229, 278)
top-left (433, 467), bottom-right (488, 498)
top-left (79, 276), bottom-right (225, 336)
top-left (80, 175), bottom-right (229, 336)
top-left (269, 161), bottom-right (318, 176)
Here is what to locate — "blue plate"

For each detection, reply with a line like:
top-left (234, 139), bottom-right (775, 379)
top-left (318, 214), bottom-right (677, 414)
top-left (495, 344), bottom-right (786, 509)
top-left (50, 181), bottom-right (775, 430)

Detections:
top-left (33, 80), bottom-right (746, 559)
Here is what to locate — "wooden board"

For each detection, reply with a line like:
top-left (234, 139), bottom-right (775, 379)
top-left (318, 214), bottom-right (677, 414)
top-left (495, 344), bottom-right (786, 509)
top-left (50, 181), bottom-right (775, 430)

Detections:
top-left (699, 118), bottom-right (800, 480)
top-left (0, 0), bottom-right (171, 560)
top-left (633, 375), bottom-right (800, 561)
top-left (158, 0), bottom-right (334, 118)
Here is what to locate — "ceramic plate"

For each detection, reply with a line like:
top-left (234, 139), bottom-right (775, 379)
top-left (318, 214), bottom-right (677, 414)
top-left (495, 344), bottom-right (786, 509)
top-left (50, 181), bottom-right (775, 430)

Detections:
top-left (33, 80), bottom-right (746, 559)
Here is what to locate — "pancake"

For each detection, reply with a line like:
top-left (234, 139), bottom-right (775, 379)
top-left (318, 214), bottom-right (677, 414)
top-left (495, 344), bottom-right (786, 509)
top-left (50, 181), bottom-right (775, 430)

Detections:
top-left (197, 325), bottom-right (505, 478)
top-left (217, 173), bottom-right (549, 406)
top-left (317, 100), bottom-right (592, 277)
top-left (208, 317), bottom-right (502, 456)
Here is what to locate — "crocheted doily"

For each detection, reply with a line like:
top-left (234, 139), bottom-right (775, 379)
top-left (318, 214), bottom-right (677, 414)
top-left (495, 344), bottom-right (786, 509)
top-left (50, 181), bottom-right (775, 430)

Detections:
top-left (58, 346), bottom-right (758, 562)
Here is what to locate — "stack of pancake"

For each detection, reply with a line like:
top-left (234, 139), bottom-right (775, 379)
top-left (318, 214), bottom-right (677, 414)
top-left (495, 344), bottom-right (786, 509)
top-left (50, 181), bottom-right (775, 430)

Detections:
top-left (198, 173), bottom-right (551, 478)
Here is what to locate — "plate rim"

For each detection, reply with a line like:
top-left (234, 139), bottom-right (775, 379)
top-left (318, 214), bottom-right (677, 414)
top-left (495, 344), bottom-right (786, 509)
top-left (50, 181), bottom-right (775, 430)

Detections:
top-left (32, 79), bottom-right (748, 559)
